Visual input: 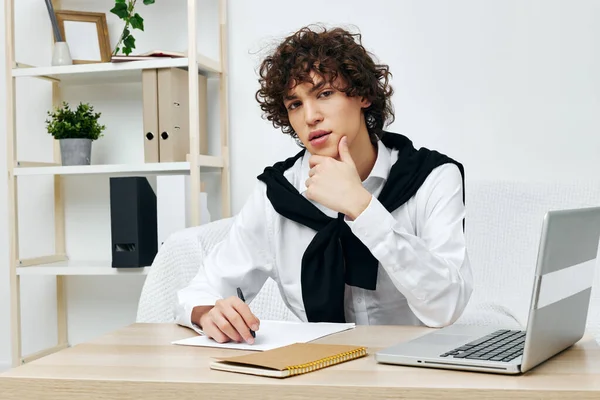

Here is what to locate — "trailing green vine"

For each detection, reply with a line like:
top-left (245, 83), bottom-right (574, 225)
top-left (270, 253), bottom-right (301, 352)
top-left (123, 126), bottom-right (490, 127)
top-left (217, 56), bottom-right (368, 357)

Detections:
top-left (110, 0), bottom-right (156, 56)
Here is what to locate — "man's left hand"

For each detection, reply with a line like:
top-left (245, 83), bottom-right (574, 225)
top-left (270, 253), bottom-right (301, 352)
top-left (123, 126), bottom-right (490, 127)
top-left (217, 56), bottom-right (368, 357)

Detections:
top-left (305, 136), bottom-right (372, 220)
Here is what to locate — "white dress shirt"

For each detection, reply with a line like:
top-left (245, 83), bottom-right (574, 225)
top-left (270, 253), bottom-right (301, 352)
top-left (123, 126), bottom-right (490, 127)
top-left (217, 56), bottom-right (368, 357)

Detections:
top-left (176, 139), bottom-right (473, 331)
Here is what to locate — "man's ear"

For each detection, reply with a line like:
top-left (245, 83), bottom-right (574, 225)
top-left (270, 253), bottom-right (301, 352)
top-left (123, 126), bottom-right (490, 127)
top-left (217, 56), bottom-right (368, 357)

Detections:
top-left (360, 97), bottom-right (372, 108)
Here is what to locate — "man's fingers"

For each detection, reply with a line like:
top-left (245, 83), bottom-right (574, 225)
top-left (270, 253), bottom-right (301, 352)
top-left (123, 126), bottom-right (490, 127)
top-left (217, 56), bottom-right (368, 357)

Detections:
top-left (222, 305), bottom-right (255, 344)
top-left (232, 301), bottom-right (260, 332)
top-left (202, 318), bottom-right (230, 344)
top-left (212, 312), bottom-right (243, 343)
top-left (338, 136), bottom-right (355, 165)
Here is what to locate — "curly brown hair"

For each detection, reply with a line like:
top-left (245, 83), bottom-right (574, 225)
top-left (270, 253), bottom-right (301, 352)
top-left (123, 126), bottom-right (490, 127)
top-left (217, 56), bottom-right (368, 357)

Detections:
top-left (255, 25), bottom-right (395, 144)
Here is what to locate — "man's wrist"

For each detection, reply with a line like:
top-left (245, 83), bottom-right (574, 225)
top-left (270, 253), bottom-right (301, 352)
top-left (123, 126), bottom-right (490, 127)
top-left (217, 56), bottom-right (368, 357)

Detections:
top-left (191, 305), bottom-right (213, 328)
top-left (345, 188), bottom-right (372, 220)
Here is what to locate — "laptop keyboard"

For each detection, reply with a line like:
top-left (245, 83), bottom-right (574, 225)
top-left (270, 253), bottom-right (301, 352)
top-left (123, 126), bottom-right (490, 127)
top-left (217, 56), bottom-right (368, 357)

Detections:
top-left (439, 329), bottom-right (526, 362)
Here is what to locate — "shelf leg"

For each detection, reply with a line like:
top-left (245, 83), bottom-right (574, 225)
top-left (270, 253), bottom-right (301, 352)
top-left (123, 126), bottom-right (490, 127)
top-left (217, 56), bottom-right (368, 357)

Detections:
top-left (219, 0), bottom-right (231, 218)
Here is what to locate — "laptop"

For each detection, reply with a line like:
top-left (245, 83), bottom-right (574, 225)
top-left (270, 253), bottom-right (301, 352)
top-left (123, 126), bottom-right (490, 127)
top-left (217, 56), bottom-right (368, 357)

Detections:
top-left (375, 206), bottom-right (600, 374)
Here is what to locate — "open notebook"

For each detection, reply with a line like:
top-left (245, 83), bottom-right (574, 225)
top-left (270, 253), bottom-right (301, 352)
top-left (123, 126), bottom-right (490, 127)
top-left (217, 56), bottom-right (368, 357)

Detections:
top-left (210, 342), bottom-right (368, 378)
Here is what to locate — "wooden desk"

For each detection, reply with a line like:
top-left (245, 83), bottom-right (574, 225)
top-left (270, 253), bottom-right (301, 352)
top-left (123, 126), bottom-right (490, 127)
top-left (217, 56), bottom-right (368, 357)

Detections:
top-left (1, 323), bottom-right (599, 399)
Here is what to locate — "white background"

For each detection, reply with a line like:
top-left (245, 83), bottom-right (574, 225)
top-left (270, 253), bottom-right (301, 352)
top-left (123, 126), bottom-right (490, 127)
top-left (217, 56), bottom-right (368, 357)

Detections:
top-left (1, 0), bottom-right (599, 369)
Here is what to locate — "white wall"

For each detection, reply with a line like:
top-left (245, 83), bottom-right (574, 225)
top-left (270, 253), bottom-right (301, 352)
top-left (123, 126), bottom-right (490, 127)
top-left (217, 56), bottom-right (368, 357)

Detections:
top-left (227, 0), bottom-right (600, 213)
top-left (1, 0), bottom-right (599, 368)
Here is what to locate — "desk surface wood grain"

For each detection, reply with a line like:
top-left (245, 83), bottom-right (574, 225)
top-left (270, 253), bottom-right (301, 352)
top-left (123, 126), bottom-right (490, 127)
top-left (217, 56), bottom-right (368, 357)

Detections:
top-left (1, 323), bottom-right (599, 400)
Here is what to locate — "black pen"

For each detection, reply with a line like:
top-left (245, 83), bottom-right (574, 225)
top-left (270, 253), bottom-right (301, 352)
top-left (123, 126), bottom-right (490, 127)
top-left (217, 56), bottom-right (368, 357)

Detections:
top-left (236, 287), bottom-right (256, 338)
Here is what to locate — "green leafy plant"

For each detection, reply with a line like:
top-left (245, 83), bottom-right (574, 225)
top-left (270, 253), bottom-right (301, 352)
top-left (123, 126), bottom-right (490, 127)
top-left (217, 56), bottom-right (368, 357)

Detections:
top-left (111, 0), bottom-right (156, 56)
top-left (46, 102), bottom-right (106, 140)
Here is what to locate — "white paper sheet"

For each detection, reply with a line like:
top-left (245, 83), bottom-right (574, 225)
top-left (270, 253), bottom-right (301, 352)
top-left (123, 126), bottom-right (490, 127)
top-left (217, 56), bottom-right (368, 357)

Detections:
top-left (172, 320), bottom-right (356, 351)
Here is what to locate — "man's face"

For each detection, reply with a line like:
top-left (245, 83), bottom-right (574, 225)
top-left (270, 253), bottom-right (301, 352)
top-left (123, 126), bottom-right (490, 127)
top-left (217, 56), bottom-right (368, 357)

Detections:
top-left (283, 72), bottom-right (371, 159)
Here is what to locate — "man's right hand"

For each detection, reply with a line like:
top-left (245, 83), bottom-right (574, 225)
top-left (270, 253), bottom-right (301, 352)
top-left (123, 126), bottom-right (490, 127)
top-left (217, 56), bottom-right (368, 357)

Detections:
top-left (192, 297), bottom-right (260, 344)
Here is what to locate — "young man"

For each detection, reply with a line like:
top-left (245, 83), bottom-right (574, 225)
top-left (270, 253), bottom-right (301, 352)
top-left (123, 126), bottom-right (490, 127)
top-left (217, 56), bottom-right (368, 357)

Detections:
top-left (175, 25), bottom-right (473, 345)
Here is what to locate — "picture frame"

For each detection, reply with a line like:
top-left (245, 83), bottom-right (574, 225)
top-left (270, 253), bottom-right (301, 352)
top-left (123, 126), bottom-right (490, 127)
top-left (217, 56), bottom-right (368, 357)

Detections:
top-left (54, 10), bottom-right (111, 64)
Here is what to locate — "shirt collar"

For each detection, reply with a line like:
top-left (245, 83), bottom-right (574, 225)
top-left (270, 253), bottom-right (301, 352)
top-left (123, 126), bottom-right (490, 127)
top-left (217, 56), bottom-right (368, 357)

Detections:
top-left (298, 139), bottom-right (391, 194)
top-left (369, 139), bottom-right (391, 181)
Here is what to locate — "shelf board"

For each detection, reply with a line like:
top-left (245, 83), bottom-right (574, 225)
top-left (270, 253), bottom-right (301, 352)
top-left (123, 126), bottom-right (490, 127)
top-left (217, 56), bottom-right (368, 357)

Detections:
top-left (14, 156), bottom-right (223, 177)
top-left (14, 161), bottom-right (190, 177)
top-left (12, 56), bottom-right (221, 85)
top-left (16, 260), bottom-right (150, 276)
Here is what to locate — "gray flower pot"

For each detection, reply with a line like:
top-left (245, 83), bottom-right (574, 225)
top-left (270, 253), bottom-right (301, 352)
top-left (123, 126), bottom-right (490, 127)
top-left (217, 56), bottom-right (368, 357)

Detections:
top-left (59, 138), bottom-right (92, 166)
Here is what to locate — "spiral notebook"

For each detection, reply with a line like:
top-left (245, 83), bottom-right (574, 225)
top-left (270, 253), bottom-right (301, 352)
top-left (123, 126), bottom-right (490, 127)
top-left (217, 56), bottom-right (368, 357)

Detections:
top-left (210, 343), bottom-right (368, 378)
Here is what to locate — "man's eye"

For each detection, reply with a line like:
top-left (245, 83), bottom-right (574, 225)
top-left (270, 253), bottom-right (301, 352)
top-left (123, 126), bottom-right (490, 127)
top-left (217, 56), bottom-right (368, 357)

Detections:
top-left (319, 90), bottom-right (334, 98)
top-left (288, 101), bottom-right (301, 110)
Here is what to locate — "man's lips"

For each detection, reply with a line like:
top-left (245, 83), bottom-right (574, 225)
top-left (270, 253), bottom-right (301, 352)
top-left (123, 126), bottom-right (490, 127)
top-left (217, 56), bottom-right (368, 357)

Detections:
top-left (309, 130), bottom-right (331, 141)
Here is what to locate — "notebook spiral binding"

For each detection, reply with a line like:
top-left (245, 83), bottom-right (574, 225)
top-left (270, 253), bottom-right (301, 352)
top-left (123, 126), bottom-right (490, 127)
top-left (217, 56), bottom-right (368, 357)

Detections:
top-left (284, 347), bottom-right (368, 376)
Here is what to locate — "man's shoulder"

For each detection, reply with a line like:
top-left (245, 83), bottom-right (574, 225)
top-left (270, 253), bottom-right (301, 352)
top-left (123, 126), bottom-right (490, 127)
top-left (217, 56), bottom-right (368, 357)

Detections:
top-left (253, 151), bottom-right (306, 194)
top-left (262, 150), bottom-right (306, 185)
top-left (428, 163), bottom-right (463, 183)
top-left (416, 163), bottom-right (464, 203)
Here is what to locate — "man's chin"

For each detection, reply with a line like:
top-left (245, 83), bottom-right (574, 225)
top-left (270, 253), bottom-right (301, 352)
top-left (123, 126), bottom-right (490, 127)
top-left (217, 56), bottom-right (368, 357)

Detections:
top-left (310, 146), bottom-right (338, 159)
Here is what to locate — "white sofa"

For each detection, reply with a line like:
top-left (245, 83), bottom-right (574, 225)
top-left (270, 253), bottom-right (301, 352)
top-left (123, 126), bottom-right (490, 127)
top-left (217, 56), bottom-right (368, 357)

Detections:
top-left (136, 179), bottom-right (600, 336)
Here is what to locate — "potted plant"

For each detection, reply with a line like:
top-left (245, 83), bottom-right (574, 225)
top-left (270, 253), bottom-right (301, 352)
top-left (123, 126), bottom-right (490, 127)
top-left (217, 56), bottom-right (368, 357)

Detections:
top-left (45, 101), bottom-right (106, 166)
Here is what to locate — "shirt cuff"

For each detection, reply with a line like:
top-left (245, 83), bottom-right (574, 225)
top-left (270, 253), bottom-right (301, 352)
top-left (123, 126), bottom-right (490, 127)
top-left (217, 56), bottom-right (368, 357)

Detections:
top-left (177, 298), bottom-right (219, 336)
top-left (345, 195), bottom-right (396, 252)
top-left (179, 302), bottom-right (204, 335)
top-left (190, 323), bottom-right (205, 335)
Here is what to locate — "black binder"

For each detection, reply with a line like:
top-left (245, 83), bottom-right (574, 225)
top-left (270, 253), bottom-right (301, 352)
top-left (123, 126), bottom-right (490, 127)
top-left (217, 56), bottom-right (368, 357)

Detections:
top-left (109, 177), bottom-right (158, 268)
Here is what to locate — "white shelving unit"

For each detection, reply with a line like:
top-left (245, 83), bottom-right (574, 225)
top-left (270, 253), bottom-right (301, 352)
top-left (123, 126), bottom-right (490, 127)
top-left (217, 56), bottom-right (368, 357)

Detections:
top-left (14, 157), bottom-right (223, 177)
top-left (16, 260), bottom-right (150, 276)
top-left (4, 0), bottom-right (231, 367)
top-left (13, 55), bottom-right (221, 84)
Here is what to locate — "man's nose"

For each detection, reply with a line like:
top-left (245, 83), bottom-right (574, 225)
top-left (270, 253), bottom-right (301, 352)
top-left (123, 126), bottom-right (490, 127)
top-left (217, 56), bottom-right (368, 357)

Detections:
top-left (304, 101), bottom-right (323, 126)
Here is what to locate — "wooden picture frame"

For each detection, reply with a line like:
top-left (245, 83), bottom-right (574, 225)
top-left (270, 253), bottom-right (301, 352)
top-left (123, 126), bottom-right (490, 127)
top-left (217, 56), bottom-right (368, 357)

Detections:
top-left (54, 10), bottom-right (111, 64)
